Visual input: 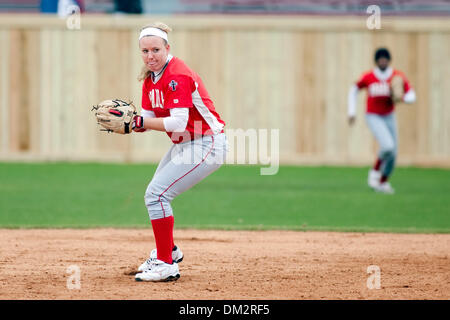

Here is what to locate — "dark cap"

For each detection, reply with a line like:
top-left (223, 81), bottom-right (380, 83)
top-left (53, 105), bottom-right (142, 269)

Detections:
top-left (374, 48), bottom-right (391, 61)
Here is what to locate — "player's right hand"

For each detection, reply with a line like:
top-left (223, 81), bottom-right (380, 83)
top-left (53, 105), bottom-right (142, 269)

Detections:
top-left (132, 115), bottom-right (146, 132)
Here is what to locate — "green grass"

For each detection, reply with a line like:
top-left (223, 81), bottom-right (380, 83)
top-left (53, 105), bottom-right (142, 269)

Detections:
top-left (0, 162), bottom-right (449, 233)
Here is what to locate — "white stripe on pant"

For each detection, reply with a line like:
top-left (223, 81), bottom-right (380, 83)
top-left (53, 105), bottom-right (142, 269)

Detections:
top-left (145, 133), bottom-right (227, 220)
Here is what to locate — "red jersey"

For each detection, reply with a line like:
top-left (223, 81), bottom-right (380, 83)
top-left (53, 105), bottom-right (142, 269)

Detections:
top-left (356, 68), bottom-right (412, 115)
top-left (142, 57), bottom-right (225, 143)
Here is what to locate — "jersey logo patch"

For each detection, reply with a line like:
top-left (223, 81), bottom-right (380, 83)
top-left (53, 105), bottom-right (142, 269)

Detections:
top-left (169, 80), bottom-right (178, 91)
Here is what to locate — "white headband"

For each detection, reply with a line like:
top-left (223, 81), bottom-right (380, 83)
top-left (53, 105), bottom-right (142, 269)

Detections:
top-left (139, 27), bottom-right (168, 42)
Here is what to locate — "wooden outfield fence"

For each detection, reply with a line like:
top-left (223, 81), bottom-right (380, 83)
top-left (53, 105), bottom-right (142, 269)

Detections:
top-left (0, 14), bottom-right (449, 166)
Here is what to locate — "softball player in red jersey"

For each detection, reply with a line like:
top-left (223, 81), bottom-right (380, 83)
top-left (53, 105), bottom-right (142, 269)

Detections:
top-left (132, 22), bottom-right (227, 281)
top-left (348, 48), bottom-right (416, 194)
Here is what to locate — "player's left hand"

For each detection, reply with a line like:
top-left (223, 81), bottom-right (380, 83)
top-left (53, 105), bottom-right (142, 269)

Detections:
top-left (92, 99), bottom-right (137, 134)
top-left (390, 75), bottom-right (404, 103)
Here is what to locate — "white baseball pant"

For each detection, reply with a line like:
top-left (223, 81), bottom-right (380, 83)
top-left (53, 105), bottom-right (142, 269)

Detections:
top-left (144, 133), bottom-right (227, 220)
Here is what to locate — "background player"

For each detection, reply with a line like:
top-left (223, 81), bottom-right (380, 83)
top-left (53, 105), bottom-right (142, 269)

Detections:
top-left (132, 22), bottom-right (227, 281)
top-left (348, 48), bottom-right (416, 194)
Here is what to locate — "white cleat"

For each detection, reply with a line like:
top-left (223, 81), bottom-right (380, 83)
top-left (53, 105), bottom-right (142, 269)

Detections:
top-left (375, 182), bottom-right (395, 194)
top-left (138, 246), bottom-right (184, 272)
top-left (368, 169), bottom-right (381, 189)
top-left (135, 259), bottom-right (180, 282)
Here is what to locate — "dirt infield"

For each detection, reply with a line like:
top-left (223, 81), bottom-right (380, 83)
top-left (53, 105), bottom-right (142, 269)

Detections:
top-left (0, 228), bottom-right (449, 300)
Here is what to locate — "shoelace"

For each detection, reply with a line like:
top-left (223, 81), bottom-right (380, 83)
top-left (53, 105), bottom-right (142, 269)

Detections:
top-left (144, 258), bottom-right (157, 269)
top-left (142, 259), bottom-right (169, 273)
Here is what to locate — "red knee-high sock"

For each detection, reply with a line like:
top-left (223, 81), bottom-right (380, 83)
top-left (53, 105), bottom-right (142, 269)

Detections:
top-left (151, 216), bottom-right (174, 264)
top-left (374, 158), bottom-right (382, 171)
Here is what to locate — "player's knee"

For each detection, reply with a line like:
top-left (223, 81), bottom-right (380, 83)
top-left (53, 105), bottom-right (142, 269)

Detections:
top-left (381, 144), bottom-right (396, 158)
top-left (144, 189), bottom-right (158, 209)
top-left (144, 184), bottom-right (168, 209)
top-left (144, 186), bottom-right (173, 220)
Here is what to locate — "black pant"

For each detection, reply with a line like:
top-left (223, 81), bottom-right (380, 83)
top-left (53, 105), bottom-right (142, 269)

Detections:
top-left (115, 0), bottom-right (142, 14)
